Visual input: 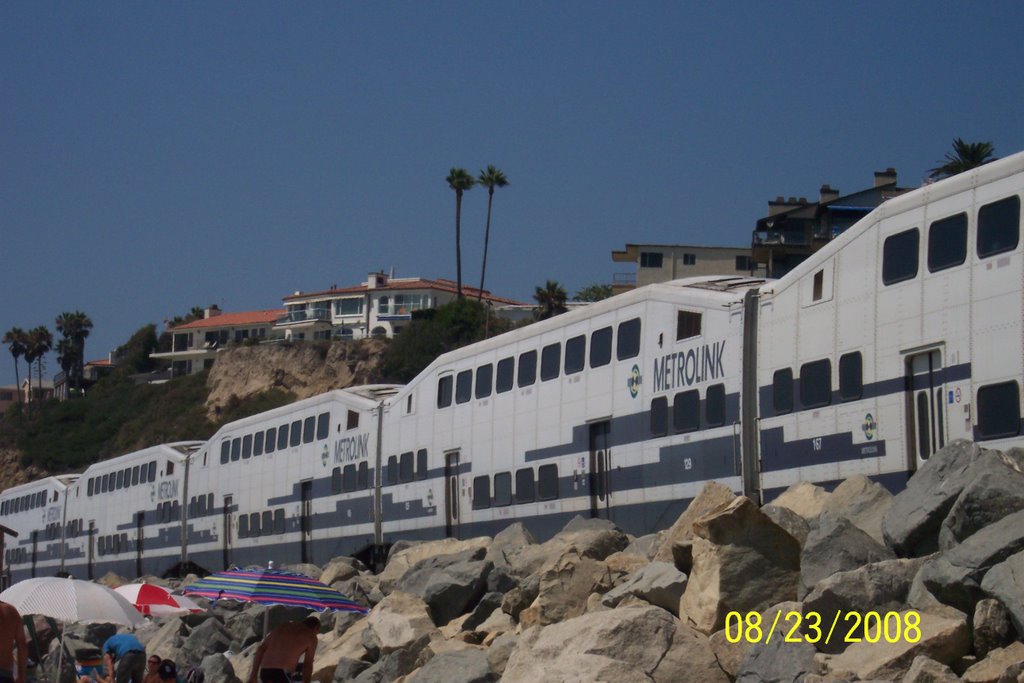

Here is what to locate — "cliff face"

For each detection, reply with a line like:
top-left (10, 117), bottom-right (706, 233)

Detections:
top-left (204, 338), bottom-right (388, 417)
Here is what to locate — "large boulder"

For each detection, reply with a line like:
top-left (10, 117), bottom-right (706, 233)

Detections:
top-left (961, 641), bottom-right (1024, 683)
top-left (821, 473), bottom-right (893, 545)
top-left (320, 556), bottom-right (368, 585)
top-left (768, 481), bottom-right (830, 520)
top-left (735, 636), bottom-right (818, 683)
top-left (526, 548), bottom-right (614, 626)
top-left (980, 549), bottom-right (1024, 635)
top-left (199, 653), bottom-right (241, 683)
top-left (760, 504), bottom-right (811, 547)
top-left (179, 618), bottom-right (233, 668)
top-left (651, 620), bottom-right (730, 683)
top-left (378, 537), bottom-right (491, 593)
top-left (919, 508), bottom-right (1024, 614)
top-left (601, 561), bottom-right (687, 615)
top-left (904, 655), bottom-right (961, 683)
top-left (798, 514), bottom-right (895, 599)
top-left (393, 547), bottom-right (493, 626)
top-left (408, 648), bottom-right (498, 683)
top-left (679, 496), bottom-right (801, 633)
top-left (939, 451), bottom-right (1024, 550)
top-left (826, 610), bottom-right (970, 681)
top-left (973, 598), bottom-right (1015, 658)
top-left (502, 606), bottom-right (677, 682)
top-left (883, 440), bottom-right (987, 556)
top-left (363, 591), bottom-right (439, 656)
top-left (653, 481), bottom-right (736, 563)
top-left (304, 619), bottom-right (372, 683)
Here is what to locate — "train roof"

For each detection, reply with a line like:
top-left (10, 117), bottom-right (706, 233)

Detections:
top-left (0, 474), bottom-right (78, 496)
top-left (75, 441), bottom-right (205, 475)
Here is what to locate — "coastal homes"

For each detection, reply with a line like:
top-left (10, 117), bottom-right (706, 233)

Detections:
top-left (276, 272), bottom-right (525, 340)
top-left (150, 306), bottom-right (284, 376)
top-left (611, 244), bottom-right (763, 294)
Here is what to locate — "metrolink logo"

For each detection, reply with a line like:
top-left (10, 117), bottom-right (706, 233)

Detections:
top-left (652, 340), bottom-right (726, 394)
top-left (334, 433), bottom-right (370, 463)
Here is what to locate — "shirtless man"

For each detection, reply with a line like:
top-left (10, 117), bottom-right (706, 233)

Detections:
top-left (248, 616), bottom-right (319, 683)
top-left (0, 600), bottom-right (28, 683)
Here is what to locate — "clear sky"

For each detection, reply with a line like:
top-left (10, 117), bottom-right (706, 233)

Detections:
top-left (2, 2), bottom-right (1023, 386)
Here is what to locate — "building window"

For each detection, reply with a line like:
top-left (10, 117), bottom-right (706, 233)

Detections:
top-left (473, 476), bottom-right (491, 509)
top-left (682, 253), bottom-right (696, 265)
top-left (839, 352), bottom-right (863, 401)
top-left (882, 228), bottom-right (919, 285)
top-left (334, 298), bottom-right (364, 316)
top-left (496, 357), bottom-right (514, 393)
top-left (977, 381), bottom-right (1021, 440)
top-left (800, 359), bottom-right (832, 409)
top-left (673, 389), bottom-right (700, 432)
top-left (617, 318), bottom-right (641, 360)
top-left (518, 351), bottom-right (537, 387)
top-left (640, 252), bottom-right (663, 268)
top-left (928, 213), bottom-right (968, 272)
top-left (455, 370), bottom-right (473, 404)
top-left (650, 396), bottom-right (668, 436)
top-left (590, 327), bottom-right (612, 368)
top-left (978, 195), bottom-right (1020, 258)
top-left (677, 311), bottom-right (702, 341)
top-left (564, 335), bottom-right (585, 375)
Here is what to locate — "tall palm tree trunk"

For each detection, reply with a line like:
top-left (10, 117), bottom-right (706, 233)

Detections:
top-left (478, 189), bottom-right (494, 302)
top-left (455, 191), bottom-right (464, 299)
top-left (11, 357), bottom-right (21, 410)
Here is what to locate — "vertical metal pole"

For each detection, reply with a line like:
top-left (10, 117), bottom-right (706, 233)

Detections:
top-left (373, 402), bottom-right (384, 549)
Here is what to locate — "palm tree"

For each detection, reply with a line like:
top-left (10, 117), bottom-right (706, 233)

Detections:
top-left (446, 168), bottom-right (476, 299)
top-left (26, 326), bottom-right (53, 409)
top-left (56, 310), bottom-right (93, 394)
top-left (929, 139), bottom-right (996, 180)
top-left (534, 280), bottom-right (568, 320)
top-left (476, 165), bottom-right (509, 301)
top-left (2, 327), bottom-right (28, 411)
top-left (57, 337), bottom-right (76, 381)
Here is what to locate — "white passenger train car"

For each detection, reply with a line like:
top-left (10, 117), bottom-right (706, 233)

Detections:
top-left (183, 387), bottom-right (398, 572)
top-left (756, 150), bottom-right (1024, 497)
top-left (61, 442), bottom-right (202, 580)
top-left (0, 475), bottom-right (77, 582)
top-left (380, 278), bottom-right (761, 543)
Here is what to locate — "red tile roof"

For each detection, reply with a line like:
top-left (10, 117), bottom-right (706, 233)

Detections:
top-left (283, 278), bottom-right (525, 306)
top-left (168, 309), bottom-right (285, 331)
top-left (85, 359), bottom-right (114, 367)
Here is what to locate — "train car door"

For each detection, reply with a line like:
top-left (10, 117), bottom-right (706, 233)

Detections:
top-left (222, 495), bottom-right (233, 569)
top-left (135, 512), bottom-right (144, 577)
top-left (589, 421), bottom-right (611, 519)
top-left (906, 349), bottom-right (946, 469)
top-left (300, 481), bottom-right (313, 564)
top-left (444, 451), bottom-right (460, 538)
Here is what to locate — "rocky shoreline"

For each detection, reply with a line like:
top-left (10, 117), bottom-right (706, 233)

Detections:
top-left (34, 440), bottom-right (1024, 682)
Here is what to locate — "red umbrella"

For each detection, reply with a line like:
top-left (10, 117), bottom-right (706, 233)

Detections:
top-left (113, 583), bottom-right (203, 616)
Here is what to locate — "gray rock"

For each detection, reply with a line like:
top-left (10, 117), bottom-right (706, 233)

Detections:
top-left (822, 474), bottom-right (894, 545)
top-left (500, 574), bottom-right (538, 620)
top-left (904, 655), bottom-right (961, 682)
top-left (180, 618), bottom-right (233, 668)
top-left (939, 451), bottom-right (1024, 550)
top-left (200, 653), bottom-right (241, 683)
top-left (351, 660), bottom-right (384, 683)
top-left (920, 508), bottom-right (1024, 613)
top-left (653, 481), bottom-right (737, 563)
top-left (981, 549), bottom-right (1024, 635)
top-left (768, 481), bottom-right (830, 520)
top-left (962, 641), bottom-right (1024, 682)
top-left (551, 515), bottom-right (631, 561)
top-left (600, 561), bottom-right (687, 616)
top-left (332, 575), bottom-right (378, 609)
top-left (332, 657), bottom-right (371, 682)
top-left (799, 514), bottom-right (895, 599)
top-left (623, 532), bottom-right (665, 561)
top-left (284, 563), bottom-right (322, 579)
top-left (974, 599), bottom-right (1014, 658)
top-left (375, 644), bottom-right (424, 681)
top-left (320, 555), bottom-right (368, 585)
top-left (651, 620), bottom-right (730, 683)
top-left (409, 648), bottom-right (498, 683)
top-left (761, 504), bottom-right (811, 547)
top-left (394, 548), bottom-right (493, 626)
top-left (883, 439), bottom-right (987, 556)
top-left (462, 591), bottom-right (503, 631)
top-left (483, 563), bottom-right (518, 594)
top-left (735, 637), bottom-right (818, 683)
top-left (485, 632), bottom-right (517, 676)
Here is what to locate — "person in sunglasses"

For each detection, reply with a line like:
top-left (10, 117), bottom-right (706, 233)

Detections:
top-left (142, 656), bottom-right (162, 683)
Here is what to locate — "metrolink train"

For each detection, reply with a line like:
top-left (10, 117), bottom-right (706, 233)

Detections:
top-left (3, 151), bottom-right (1023, 582)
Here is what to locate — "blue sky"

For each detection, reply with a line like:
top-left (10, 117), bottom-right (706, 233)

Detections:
top-left (2, 2), bottom-right (1023, 386)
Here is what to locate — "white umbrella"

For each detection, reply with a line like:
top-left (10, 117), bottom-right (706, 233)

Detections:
top-left (0, 577), bottom-right (144, 626)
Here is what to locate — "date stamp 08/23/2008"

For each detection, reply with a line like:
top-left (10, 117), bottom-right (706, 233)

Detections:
top-left (724, 610), bottom-right (923, 646)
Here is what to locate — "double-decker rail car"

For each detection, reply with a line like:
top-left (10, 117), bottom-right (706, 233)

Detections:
top-left (1, 475), bottom-right (77, 583)
top-left (61, 442), bottom-right (203, 580)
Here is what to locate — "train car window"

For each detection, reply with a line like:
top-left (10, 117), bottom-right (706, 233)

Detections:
top-left (166, 462), bottom-right (174, 476)
top-left (455, 370), bottom-right (473, 404)
top-left (475, 364), bottom-right (493, 399)
top-left (302, 418), bottom-right (315, 444)
top-left (493, 472), bottom-right (512, 507)
top-left (437, 375), bottom-right (454, 408)
top-left (290, 420), bottom-right (302, 447)
top-left (242, 435), bottom-right (253, 459)
top-left (207, 493), bottom-right (214, 512)
top-left (98, 537), bottom-right (105, 555)
top-left (839, 352), bottom-right (863, 401)
top-left (541, 343), bottom-right (561, 381)
top-left (496, 357), bottom-right (514, 393)
top-left (590, 327), bottom-right (612, 367)
top-left (116, 470), bottom-right (124, 490)
top-left (928, 213), bottom-right (968, 272)
top-left (387, 456), bottom-right (398, 485)
top-left (254, 431), bottom-right (264, 456)
top-left (317, 412), bottom-right (330, 440)
top-left (564, 335), bottom-right (586, 374)
top-left (882, 228), bottom-right (920, 285)
top-left (978, 196), bottom-right (1021, 258)
top-left (358, 461), bottom-right (369, 489)
top-left (518, 351), bottom-right (537, 387)
top-left (343, 465), bottom-right (357, 492)
top-left (472, 476), bottom-right (491, 509)
top-left (262, 510), bottom-right (273, 533)
top-left (705, 384), bottom-right (726, 427)
top-left (265, 428), bottom-right (277, 454)
top-left (650, 396), bottom-right (668, 436)
top-left (978, 381), bottom-right (1021, 439)
top-left (515, 468), bottom-right (535, 503)
top-left (172, 501), bottom-right (180, 521)
top-left (149, 461), bottom-right (157, 482)
top-left (400, 452), bottom-right (414, 482)
top-left (222, 440), bottom-right (233, 466)
top-left (416, 449), bottom-right (428, 480)
top-left (277, 424), bottom-right (290, 451)
top-left (87, 479), bottom-right (94, 496)
top-left (677, 311), bottom-right (702, 341)
top-left (331, 467), bottom-right (342, 493)
top-left (247, 512), bottom-right (259, 536)
top-left (131, 466), bottom-right (140, 486)
top-left (771, 371), bottom-right (795, 415)
top-left (274, 509), bottom-right (285, 534)
top-left (124, 467), bottom-right (132, 488)
top-left (799, 359), bottom-right (832, 409)
top-left (813, 271), bottom-right (824, 301)
top-left (238, 515), bottom-right (249, 538)
top-left (231, 438), bottom-right (241, 462)
top-left (347, 410), bottom-right (360, 430)
top-left (617, 318), bottom-right (642, 360)
top-left (673, 389), bottom-right (700, 432)
top-left (538, 464), bottom-right (559, 500)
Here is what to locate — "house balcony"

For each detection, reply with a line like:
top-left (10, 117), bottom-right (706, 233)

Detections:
top-left (276, 309), bottom-right (333, 326)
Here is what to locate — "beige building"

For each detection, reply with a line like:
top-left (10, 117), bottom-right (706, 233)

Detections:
top-left (611, 243), bottom-right (764, 294)
top-left (150, 306), bottom-right (285, 377)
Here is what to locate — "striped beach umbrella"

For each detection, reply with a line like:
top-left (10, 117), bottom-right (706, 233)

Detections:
top-left (182, 567), bottom-right (367, 614)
